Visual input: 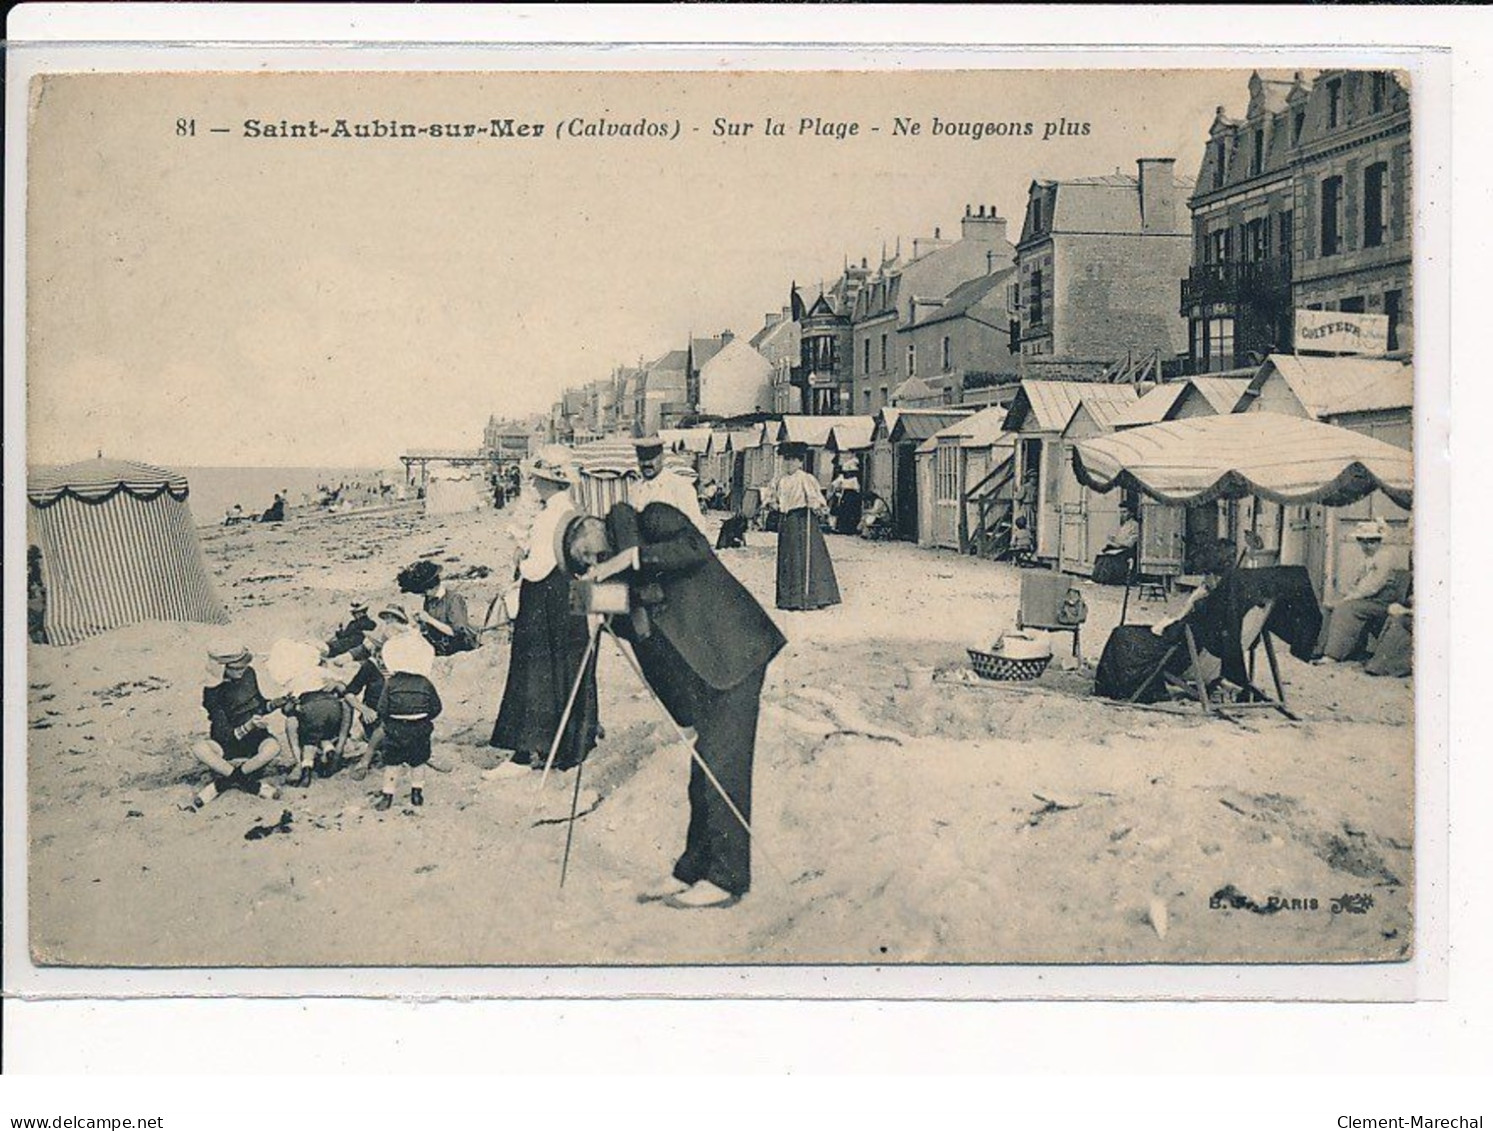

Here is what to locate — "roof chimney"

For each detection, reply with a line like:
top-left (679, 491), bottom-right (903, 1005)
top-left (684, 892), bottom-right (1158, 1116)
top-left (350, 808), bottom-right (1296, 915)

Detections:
top-left (1137, 157), bottom-right (1179, 234)
top-left (961, 205), bottom-right (1009, 245)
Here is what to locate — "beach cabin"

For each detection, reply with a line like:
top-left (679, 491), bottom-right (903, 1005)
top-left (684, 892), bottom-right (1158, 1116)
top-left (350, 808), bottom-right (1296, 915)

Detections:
top-left (867, 408), bottom-right (972, 542)
top-left (1001, 382), bottom-right (1136, 566)
top-left (1145, 377), bottom-right (1252, 572)
top-left (825, 417), bottom-right (876, 485)
top-left (775, 415), bottom-right (861, 487)
top-left (733, 423), bottom-right (775, 517)
top-left (701, 429), bottom-right (734, 496)
top-left (1172, 375), bottom-right (1251, 420)
top-left (1057, 392), bottom-right (1161, 578)
top-left (913, 406), bottom-right (1014, 552)
top-left (1236, 354), bottom-right (1412, 598)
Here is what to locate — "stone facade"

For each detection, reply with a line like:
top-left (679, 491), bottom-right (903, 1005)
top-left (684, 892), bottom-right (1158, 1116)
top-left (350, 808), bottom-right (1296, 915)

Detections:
top-left (1015, 162), bottom-right (1193, 374)
top-left (1183, 69), bottom-right (1413, 372)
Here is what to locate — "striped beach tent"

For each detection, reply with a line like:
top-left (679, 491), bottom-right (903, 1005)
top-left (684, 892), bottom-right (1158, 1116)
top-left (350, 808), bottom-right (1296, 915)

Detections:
top-left (569, 436), bottom-right (638, 517)
top-left (27, 458), bottom-right (229, 645)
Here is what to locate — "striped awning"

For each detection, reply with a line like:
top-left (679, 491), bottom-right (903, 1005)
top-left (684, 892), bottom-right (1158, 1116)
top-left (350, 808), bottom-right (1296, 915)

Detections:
top-left (29, 458), bottom-right (190, 507)
top-left (1071, 413), bottom-right (1413, 510)
top-left (572, 436), bottom-right (640, 478)
top-left (27, 462), bottom-right (228, 645)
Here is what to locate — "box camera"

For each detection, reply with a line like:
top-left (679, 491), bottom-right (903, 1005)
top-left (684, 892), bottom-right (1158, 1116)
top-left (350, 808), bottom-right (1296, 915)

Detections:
top-left (569, 578), bottom-right (632, 616)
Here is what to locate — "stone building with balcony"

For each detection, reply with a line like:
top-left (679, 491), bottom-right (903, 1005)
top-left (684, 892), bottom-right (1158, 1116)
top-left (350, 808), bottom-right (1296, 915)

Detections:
top-left (1183, 69), bottom-right (1412, 372)
top-left (1183, 72), bottom-right (1301, 373)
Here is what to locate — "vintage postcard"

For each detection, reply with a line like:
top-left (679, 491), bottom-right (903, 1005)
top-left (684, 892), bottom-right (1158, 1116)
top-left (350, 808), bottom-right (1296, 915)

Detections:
top-left (10, 48), bottom-right (1442, 990)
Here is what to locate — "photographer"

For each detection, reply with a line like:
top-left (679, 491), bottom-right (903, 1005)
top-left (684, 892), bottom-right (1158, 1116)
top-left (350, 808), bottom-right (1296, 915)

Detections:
top-left (561, 501), bottom-right (786, 909)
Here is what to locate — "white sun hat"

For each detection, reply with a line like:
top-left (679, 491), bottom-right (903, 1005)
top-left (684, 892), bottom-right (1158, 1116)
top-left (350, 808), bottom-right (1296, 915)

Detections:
top-left (381, 630), bottom-right (436, 678)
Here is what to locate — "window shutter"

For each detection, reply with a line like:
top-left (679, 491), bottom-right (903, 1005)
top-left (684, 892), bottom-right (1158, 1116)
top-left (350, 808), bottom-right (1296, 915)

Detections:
top-left (1343, 158), bottom-right (1361, 253)
top-left (1300, 180), bottom-right (1315, 261)
top-left (1390, 142), bottom-right (1408, 244)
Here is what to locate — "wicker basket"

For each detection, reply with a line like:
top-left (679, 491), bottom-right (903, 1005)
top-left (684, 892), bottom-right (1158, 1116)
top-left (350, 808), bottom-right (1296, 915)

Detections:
top-left (967, 649), bottom-right (1053, 682)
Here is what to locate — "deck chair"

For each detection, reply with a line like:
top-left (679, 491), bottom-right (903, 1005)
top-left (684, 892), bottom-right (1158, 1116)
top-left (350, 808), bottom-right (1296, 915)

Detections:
top-left (1127, 597), bottom-right (1295, 720)
top-left (1015, 572), bottom-right (1084, 661)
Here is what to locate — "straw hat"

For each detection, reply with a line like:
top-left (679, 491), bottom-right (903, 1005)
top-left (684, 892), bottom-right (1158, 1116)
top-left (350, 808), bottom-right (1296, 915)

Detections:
top-left (633, 435), bottom-right (665, 458)
top-left (205, 640), bottom-right (253, 683)
top-left (1352, 519), bottom-right (1389, 542)
top-left (528, 444), bottom-right (574, 487)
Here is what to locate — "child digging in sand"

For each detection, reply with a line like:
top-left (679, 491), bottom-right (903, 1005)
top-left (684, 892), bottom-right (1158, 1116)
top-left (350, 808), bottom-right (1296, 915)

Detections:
top-left (284, 678), bottom-right (354, 788)
top-left (339, 605), bottom-right (412, 782)
top-left (191, 643), bottom-right (285, 807)
top-left (373, 631), bottom-right (442, 811)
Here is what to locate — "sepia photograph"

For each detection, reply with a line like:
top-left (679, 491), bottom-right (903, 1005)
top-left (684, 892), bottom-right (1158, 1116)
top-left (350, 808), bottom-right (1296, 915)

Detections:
top-left (17, 60), bottom-right (1425, 973)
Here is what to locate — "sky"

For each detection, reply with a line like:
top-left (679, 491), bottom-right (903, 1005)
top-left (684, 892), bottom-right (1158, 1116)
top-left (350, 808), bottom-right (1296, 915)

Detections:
top-left (26, 67), bottom-right (1279, 468)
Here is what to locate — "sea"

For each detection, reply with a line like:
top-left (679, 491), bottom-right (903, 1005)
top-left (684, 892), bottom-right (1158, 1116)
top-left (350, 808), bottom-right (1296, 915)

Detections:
top-left (178, 466), bottom-right (405, 526)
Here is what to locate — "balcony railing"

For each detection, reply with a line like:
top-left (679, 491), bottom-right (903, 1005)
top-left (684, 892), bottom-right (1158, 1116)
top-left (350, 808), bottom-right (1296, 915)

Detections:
top-left (1181, 257), bottom-right (1293, 310)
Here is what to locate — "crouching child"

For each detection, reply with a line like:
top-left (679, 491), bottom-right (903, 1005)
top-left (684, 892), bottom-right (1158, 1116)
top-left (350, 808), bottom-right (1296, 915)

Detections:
top-left (192, 643), bottom-right (285, 807)
top-left (284, 682), bottom-right (354, 788)
top-left (341, 605), bottom-right (411, 781)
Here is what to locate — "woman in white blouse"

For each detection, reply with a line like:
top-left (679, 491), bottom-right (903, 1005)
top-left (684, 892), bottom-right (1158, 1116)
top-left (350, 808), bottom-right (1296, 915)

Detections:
top-left (487, 449), bottom-right (599, 777)
top-left (771, 443), bottom-right (842, 611)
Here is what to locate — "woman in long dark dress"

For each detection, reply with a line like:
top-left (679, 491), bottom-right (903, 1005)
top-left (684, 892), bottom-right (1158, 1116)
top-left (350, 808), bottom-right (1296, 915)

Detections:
top-left (829, 456), bottom-right (863, 536)
top-left (1093, 539), bottom-right (1235, 702)
top-left (772, 443), bottom-right (841, 611)
top-left (488, 450), bottom-right (599, 776)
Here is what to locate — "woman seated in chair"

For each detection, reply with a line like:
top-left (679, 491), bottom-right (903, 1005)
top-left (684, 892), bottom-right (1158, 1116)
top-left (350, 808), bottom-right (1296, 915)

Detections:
top-left (1093, 538), bottom-right (1238, 703)
top-left (1091, 504), bottom-right (1140, 585)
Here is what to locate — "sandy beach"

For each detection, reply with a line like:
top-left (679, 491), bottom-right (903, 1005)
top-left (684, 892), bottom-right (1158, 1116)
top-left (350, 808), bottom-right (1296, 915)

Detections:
top-left (26, 498), bottom-right (1413, 967)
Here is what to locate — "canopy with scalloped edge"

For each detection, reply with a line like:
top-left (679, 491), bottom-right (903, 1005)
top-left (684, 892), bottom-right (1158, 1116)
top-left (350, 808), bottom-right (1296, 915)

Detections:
top-left (1070, 413), bottom-right (1412, 510)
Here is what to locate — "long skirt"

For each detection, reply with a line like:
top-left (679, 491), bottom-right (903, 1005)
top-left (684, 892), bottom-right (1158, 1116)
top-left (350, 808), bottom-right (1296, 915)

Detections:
top-left (776, 508), bottom-right (841, 611)
top-left (832, 490), bottom-right (863, 535)
top-left (1093, 624), bottom-right (1190, 703)
top-left (490, 569), bottom-right (599, 770)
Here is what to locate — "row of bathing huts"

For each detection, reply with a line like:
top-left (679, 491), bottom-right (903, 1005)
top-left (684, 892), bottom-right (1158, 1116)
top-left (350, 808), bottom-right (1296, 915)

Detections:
top-left (566, 352), bottom-right (1412, 605)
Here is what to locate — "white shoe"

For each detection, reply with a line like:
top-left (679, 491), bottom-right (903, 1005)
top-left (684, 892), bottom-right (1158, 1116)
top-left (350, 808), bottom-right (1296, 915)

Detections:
top-left (482, 761), bottom-right (531, 781)
top-left (665, 881), bottom-right (740, 910)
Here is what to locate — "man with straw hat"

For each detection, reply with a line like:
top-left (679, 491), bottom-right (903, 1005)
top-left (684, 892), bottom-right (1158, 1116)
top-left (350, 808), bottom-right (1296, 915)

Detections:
top-left (487, 445), bottom-right (600, 780)
top-left (1317, 518), bottom-right (1403, 663)
top-left (189, 642), bottom-right (284, 807)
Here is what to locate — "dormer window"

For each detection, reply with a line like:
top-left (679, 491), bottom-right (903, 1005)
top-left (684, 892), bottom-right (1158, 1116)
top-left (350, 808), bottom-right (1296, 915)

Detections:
top-left (1371, 72), bottom-right (1387, 114)
top-left (1251, 129), bottom-right (1264, 176)
top-left (1029, 196), bottom-right (1043, 234)
top-left (1213, 139), bottom-right (1227, 188)
top-left (1328, 78), bottom-right (1342, 128)
top-left (1293, 110), bottom-right (1305, 144)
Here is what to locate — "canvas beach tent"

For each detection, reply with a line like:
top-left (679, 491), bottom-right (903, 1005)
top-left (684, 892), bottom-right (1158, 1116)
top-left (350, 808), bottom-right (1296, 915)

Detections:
top-left (423, 465), bottom-right (487, 516)
top-left (570, 435), bottom-right (637, 517)
top-left (27, 458), bottom-right (229, 646)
